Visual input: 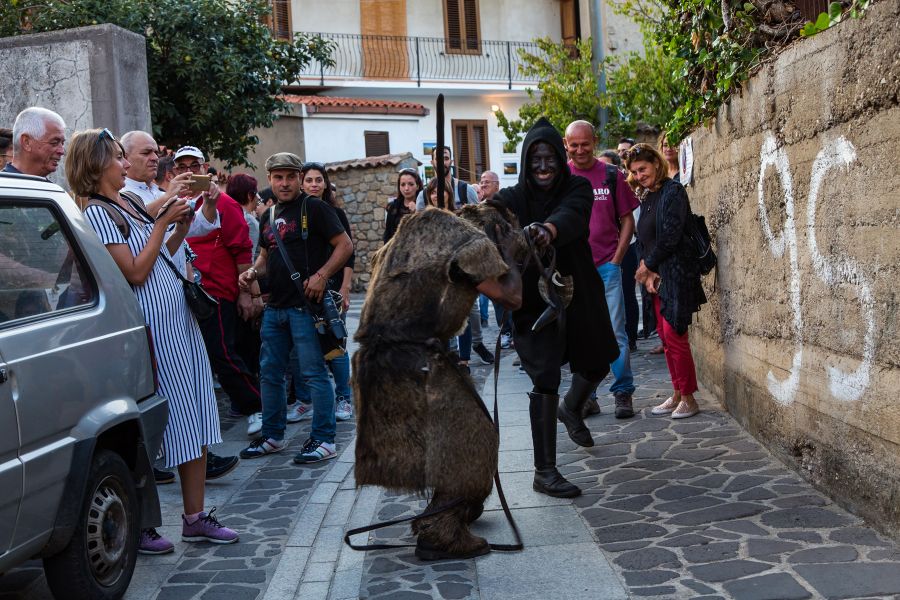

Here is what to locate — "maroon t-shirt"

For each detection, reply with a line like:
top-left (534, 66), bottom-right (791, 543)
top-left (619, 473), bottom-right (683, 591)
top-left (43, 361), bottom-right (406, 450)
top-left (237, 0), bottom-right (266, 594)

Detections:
top-left (569, 160), bottom-right (640, 265)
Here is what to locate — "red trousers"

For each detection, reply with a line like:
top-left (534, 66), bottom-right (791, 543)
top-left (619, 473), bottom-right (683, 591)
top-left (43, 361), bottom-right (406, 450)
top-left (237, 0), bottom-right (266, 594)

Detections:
top-left (653, 295), bottom-right (698, 395)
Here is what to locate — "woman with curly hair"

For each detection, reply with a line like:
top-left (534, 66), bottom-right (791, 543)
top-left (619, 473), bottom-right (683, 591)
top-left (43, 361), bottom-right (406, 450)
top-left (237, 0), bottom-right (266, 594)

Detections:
top-left (624, 143), bottom-right (706, 419)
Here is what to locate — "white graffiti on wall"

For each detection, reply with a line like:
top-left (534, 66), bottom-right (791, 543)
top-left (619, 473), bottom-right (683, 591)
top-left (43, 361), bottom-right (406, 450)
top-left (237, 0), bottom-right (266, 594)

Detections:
top-left (757, 132), bottom-right (873, 404)
top-left (757, 134), bottom-right (802, 406)
top-left (806, 137), bottom-right (874, 402)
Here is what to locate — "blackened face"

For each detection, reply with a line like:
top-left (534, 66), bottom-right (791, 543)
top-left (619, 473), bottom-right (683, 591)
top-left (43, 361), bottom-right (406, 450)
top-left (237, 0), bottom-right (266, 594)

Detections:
top-left (528, 142), bottom-right (559, 191)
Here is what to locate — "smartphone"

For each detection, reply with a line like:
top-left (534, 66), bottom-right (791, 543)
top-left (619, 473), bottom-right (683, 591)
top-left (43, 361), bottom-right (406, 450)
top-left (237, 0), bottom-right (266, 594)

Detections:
top-left (188, 174), bottom-right (211, 193)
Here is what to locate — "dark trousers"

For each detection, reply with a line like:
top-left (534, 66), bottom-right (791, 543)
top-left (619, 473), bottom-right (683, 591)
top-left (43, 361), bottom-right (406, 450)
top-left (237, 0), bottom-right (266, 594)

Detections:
top-left (198, 297), bottom-right (262, 415)
top-left (621, 244), bottom-right (639, 345)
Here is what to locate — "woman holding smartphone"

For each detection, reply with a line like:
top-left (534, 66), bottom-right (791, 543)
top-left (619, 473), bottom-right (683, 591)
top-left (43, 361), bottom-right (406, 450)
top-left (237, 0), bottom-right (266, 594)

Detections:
top-left (69, 128), bottom-right (239, 554)
top-left (624, 143), bottom-right (706, 419)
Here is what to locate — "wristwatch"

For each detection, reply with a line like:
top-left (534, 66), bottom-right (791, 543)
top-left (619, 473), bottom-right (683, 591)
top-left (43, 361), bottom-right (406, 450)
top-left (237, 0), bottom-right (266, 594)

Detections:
top-left (247, 267), bottom-right (258, 279)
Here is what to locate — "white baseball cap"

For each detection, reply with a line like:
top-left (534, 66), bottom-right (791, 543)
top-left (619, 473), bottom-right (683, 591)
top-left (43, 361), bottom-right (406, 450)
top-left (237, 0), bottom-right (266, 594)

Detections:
top-left (173, 145), bottom-right (205, 162)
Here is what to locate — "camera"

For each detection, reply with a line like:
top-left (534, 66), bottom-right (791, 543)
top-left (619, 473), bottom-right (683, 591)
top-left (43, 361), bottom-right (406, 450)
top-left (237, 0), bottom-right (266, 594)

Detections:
top-left (313, 290), bottom-right (347, 339)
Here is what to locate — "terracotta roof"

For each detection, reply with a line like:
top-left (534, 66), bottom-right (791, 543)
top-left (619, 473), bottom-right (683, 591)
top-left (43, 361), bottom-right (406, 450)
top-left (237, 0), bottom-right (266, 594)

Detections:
top-left (282, 95), bottom-right (429, 116)
top-left (325, 152), bottom-right (422, 172)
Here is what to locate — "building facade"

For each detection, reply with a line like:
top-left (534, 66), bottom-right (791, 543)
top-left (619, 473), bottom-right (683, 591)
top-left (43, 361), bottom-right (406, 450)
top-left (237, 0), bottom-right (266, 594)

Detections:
top-left (246, 0), bottom-right (642, 186)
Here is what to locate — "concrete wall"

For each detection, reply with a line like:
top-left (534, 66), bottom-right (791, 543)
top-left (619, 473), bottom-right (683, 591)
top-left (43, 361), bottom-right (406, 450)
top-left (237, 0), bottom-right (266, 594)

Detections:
top-left (0, 24), bottom-right (151, 188)
top-left (688, 0), bottom-right (900, 534)
top-left (304, 114), bottom-right (421, 164)
top-left (243, 105), bottom-right (306, 181)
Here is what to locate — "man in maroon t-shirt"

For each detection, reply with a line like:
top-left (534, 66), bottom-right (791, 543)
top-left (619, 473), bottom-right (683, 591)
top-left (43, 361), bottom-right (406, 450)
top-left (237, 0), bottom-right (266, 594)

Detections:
top-left (565, 121), bottom-right (640, 418)
top-left (176, 146), bottom-right (263, 435)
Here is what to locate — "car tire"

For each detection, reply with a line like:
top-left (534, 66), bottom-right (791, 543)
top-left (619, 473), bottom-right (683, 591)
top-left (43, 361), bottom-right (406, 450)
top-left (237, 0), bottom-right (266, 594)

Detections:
top-left (43, 449), bottom-right (139, 600)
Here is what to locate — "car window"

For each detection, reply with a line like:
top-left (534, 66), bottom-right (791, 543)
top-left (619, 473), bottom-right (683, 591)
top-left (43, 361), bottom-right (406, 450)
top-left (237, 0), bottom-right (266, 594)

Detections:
top-left (0, 203), bottom-right (96, 325)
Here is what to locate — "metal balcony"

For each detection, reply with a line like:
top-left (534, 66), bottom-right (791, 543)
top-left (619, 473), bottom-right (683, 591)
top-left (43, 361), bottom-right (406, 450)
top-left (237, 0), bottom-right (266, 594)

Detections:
top-left (297, 32), bottom-right (543, 89)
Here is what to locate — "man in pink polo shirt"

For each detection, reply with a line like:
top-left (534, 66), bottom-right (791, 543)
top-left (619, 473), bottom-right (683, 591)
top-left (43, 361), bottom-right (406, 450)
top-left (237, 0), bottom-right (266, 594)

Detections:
top-left (176, 146), bottom-right (263, 435)
top-left (565, 121), bottom-right (640, 418)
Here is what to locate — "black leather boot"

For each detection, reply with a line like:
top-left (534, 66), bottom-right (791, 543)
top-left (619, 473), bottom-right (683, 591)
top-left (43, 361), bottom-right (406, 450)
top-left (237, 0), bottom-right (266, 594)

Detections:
top-left (529, 392), bottom-right (581, 498)
top-left (557, 374), bottom-right (596, 447)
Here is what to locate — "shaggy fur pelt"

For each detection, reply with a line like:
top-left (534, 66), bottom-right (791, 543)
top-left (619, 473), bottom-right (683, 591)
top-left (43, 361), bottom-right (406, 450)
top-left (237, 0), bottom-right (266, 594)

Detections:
top-left (352, 206), bottom-right (514, 550)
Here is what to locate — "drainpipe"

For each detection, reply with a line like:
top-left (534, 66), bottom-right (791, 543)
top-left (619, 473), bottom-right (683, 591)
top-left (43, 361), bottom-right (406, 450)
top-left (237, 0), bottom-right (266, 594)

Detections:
top-left (589, 0), bottom-right (608, 139)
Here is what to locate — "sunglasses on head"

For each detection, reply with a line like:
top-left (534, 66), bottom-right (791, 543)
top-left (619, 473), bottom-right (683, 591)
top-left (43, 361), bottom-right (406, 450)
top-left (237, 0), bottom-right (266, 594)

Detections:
top-left (95, 128), bottom-right (117, 149)
top-left (624, 146), bottom-right (646, 160)
top-left (302, 162), bottom-right (325, 172)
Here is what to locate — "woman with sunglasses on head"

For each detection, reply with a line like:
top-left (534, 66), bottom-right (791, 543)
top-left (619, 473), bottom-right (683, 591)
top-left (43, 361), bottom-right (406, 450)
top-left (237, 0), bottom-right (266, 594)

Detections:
top-left (384, 168), bottom-right (423, 243)
top-left (69, 129), bottom-right (239, 554)
top-left (300, 162), bottom-right (356, 421)
top-left (624, 143), bottom-right (706, 419)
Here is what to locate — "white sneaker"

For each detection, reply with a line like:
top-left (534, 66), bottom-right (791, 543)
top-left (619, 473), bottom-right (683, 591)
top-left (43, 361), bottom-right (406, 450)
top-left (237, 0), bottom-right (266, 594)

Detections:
top-left (246, 412), bottom-right (263, 437)
top-left (500, 333), bottom-right (512, 349)
top-left (335, 397), bottom-right (353, 421)
top-left (287, 402), bottom-right (313, 423)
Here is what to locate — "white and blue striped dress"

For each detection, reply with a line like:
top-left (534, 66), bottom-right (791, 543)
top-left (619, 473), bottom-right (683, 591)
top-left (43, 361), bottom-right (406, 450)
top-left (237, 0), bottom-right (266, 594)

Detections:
top-left (85, 202), bottom-right (222, 468)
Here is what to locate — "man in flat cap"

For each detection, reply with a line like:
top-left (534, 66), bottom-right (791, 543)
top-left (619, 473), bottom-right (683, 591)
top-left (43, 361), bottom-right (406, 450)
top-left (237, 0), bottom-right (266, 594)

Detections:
top-left (239, 153), bottom-right (353, 464)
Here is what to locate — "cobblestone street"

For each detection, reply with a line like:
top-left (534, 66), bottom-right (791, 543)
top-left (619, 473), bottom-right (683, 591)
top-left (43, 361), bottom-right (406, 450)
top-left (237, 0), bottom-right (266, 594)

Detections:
top-left (2, 297), bottom-right (899, 599)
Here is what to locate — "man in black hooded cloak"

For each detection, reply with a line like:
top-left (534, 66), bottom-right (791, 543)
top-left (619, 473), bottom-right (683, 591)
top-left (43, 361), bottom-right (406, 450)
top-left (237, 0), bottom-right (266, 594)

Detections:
top-left (495, 117), bottom-right (620, 498)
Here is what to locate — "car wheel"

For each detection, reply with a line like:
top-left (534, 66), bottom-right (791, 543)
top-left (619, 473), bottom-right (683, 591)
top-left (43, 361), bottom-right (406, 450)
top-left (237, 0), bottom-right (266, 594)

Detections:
top-left (43, 449), bottom-right (139, 600)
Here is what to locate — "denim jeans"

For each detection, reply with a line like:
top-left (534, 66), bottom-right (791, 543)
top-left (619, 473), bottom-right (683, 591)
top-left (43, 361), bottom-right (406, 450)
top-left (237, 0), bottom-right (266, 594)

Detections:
top-left (290, 314), bottom-right (352, 403)
top-left (259, 306), bottom-right (335, 443)
top-left (597, 262), bottom-right (635, 395)
top-left (478, 294), bottom-right (490, 322)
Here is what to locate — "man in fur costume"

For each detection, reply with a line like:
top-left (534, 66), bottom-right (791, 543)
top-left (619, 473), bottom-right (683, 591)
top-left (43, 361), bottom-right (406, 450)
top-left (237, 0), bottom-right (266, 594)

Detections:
top-left (352, 201), bottom-right (524, 561)
top-left (494, 117), bottom-right (620, 498)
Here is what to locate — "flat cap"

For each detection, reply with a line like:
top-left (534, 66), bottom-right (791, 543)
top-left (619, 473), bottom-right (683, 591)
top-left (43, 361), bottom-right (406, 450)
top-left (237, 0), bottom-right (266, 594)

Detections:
top-left (265, 152), bottom-right (304, 172)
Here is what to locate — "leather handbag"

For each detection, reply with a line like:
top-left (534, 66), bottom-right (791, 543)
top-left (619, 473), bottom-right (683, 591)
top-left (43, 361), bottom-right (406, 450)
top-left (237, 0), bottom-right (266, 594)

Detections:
top-left (159, 252), bottom-right (219, 321)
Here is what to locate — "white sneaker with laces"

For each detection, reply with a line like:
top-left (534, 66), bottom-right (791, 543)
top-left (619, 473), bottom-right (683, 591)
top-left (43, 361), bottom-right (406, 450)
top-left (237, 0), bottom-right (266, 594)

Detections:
top-left (246, 412), bottom-right (263, 437)
top-left (335, 397), bottom-right (353, 421)
top-left (287, 402), bottom-right (313, 423)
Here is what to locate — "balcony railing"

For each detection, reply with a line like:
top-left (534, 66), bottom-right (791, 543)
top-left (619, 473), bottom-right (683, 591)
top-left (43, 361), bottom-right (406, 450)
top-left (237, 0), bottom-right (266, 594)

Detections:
top-left (297, 33), bottom-right (543, 88)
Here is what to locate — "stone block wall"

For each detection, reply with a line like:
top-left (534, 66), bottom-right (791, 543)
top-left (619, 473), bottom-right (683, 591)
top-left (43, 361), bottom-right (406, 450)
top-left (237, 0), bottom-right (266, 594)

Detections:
top-left (0, 24), bottom-right (151, 188)
top-left (687, 0), bottom-right (900, 534)
top-left (328, 153), bottom-right (421, 290)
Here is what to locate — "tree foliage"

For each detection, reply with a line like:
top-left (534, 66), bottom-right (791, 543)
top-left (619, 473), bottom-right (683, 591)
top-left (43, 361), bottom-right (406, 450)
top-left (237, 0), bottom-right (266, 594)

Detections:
top-left (0, 0), bottom-right (333, 166)
top-left (494, 36), bottom-right (684, 150)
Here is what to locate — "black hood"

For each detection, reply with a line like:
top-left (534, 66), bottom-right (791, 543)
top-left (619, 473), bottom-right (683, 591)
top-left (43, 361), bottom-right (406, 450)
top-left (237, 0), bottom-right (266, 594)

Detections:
top-left (518, 116), bottom-right (571, 193)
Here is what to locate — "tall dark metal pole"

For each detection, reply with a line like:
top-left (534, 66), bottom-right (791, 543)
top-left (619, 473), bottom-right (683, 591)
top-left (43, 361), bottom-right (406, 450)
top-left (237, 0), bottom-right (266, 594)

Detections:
top-left (436, 94), bottom-right (446, 210)
top-left (590, 0), bottom-right (608, 139)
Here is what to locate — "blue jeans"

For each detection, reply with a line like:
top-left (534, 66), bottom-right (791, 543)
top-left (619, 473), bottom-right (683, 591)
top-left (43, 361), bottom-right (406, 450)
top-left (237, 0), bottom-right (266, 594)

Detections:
top-left (597, 262), bottom-right (635, 395)
top-left (290, 314), bottom-right (352, 403)
top-left (478, 294), bottom-right (490, 322)
top-left (259, 306), bottom-right (335, 443)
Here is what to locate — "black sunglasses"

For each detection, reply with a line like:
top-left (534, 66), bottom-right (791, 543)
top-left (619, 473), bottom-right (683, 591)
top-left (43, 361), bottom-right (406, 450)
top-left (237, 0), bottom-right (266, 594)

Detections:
top-left (624, 146), bottom-right (646, 160)
top-left (302, 162), bottom-right (325, 171)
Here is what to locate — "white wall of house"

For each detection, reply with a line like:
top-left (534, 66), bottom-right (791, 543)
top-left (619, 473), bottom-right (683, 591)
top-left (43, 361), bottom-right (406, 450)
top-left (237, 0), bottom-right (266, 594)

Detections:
top-left (407, 0), bottom-right (561, 42)
top-left (303, 114), bottom-right (421, 163)
top-left (292, 0), bottom-right (360, 34)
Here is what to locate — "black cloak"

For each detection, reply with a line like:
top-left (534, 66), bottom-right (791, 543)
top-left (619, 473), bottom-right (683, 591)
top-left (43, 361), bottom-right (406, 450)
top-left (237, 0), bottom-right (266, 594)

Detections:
top-left (495, 117), bottom-right (619, 378)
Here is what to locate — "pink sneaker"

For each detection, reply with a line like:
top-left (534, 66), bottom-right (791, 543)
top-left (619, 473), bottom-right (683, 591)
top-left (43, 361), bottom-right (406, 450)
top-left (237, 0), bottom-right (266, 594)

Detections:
top-left (181, 508), bottom-right (239, 544)
top-left (138, 528), bottom-right (174, 554)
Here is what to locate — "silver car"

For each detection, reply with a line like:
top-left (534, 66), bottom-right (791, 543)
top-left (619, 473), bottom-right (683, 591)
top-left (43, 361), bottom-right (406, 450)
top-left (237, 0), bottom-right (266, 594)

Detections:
top-left (0, 172), bottom-right (167, 599)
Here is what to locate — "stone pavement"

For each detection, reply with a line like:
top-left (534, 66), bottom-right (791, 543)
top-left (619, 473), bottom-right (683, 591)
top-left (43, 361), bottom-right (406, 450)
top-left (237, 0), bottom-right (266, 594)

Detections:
top-left (3, 296), bottom-right (900, 600)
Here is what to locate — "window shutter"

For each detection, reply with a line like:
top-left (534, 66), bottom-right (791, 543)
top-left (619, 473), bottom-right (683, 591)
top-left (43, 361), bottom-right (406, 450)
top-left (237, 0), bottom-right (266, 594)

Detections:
top-left (451, 120), bottom-right (489, 183)
top-left (271, 0), bottom-right (292, 41)
top-left (472, 123), bottom-right (487, 179)
top-left (445, 0), bottom-right (462, 51)
top-left (454, 124), bottom-right (472, 182)
top-left (364, 131), bottom-right (390, 157)
top-left (463, 0), bottom-right (479, 52)
top-left (444, 0), bottom-right (479, 54)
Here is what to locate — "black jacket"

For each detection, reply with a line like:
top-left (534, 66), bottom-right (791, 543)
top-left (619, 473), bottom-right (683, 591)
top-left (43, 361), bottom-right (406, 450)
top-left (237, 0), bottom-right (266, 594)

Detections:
top-left (495, 117), bottom-right (619, 374)
top-left (637, 178), bottom-right (707, 334)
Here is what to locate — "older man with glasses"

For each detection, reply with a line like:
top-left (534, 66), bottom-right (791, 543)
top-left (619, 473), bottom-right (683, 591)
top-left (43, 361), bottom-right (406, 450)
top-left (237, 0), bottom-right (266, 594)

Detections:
top-left (3, 107), bottom-right (66, 179)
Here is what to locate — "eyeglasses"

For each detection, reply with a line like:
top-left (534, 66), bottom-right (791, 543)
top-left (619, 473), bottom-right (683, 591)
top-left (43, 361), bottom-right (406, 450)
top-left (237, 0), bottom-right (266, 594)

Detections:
top-left (94, 128), bottom-right (117, 150)
top-left (173, 161), bottom-right (203, 173)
